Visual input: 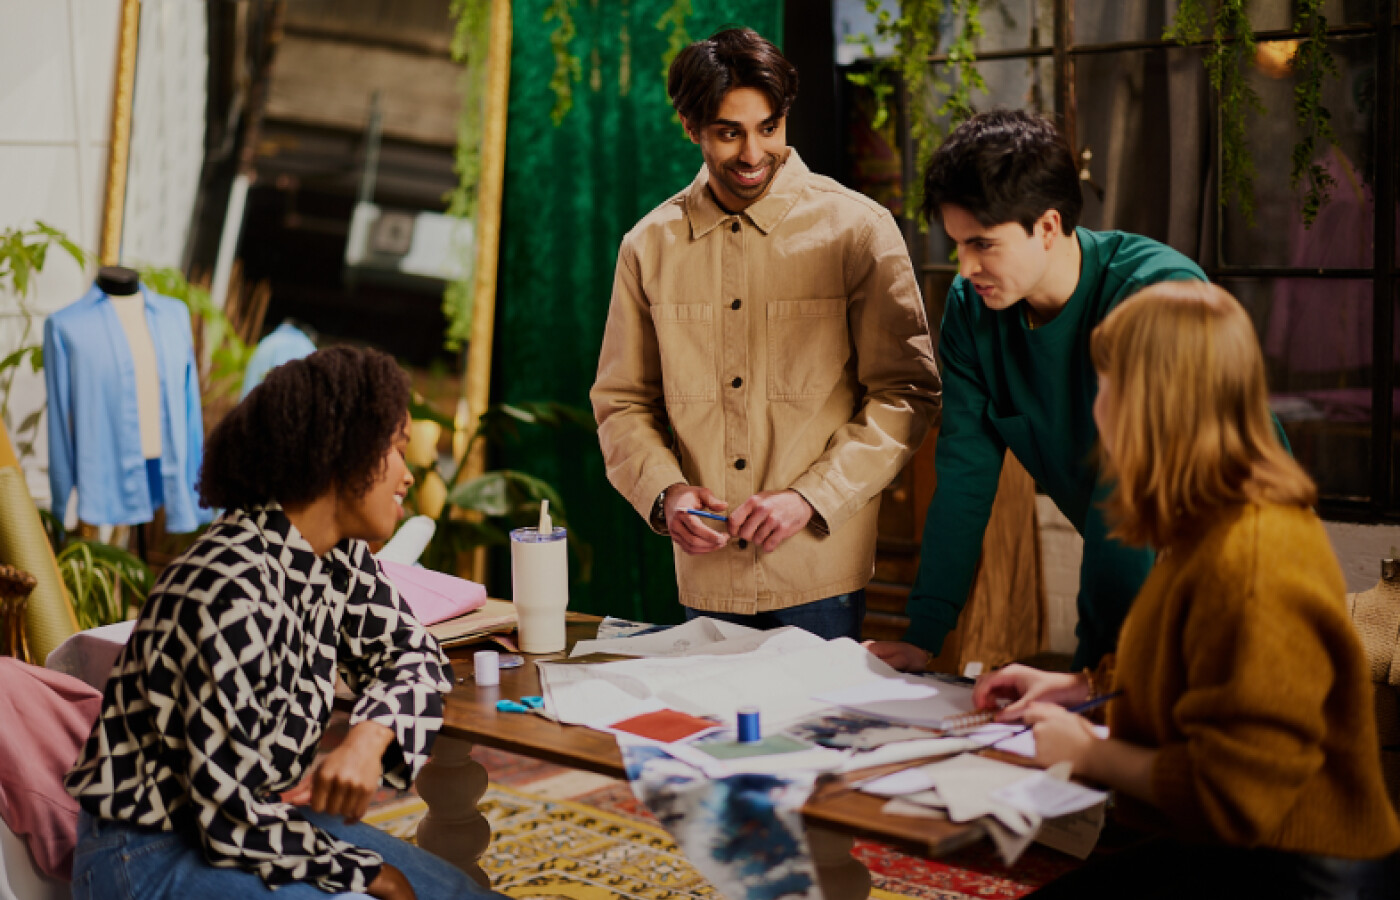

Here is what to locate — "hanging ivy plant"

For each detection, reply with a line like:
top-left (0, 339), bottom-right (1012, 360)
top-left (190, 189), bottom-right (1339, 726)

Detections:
top-left (545, 0), bottom-right (582, 125)
top-left (1289, 0), bottom-right (1339, 225)
top-left (845, 0), bottom-right (984, 221)
top-left (1168, 0), bottom-right (1339, 227)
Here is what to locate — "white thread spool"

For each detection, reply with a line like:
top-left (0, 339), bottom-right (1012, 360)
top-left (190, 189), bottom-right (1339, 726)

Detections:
top-left (473, 650), bottom-right (500, 686)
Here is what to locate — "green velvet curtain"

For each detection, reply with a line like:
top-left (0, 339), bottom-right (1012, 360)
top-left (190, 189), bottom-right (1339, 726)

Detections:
top-left (493, 1), bottom-right (784, 624)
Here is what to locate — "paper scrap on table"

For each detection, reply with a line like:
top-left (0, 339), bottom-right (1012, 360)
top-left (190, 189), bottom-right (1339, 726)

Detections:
top-left (815, 675), bottom-right (982, 730)
top-left (570, 616), bottom-right (762, 658)
top-left (606, 708), bottom-right (722, 744)
top-left (991, 771), bottom-right (1106, 818)
top-left (788, 712), bottom-right (940, 750)
top-left (665, 739), bottom-right (850, 779)
top-left (965, 723), bottom-right (1110, 758)
top-left (697, 734), bottom-right (815, 760)
top-left (538, 628), bottom-right (901, 729)
top-left (812, 679), bottom-right (938, 706)
top-left (832, 736), bottom-right (980, 773)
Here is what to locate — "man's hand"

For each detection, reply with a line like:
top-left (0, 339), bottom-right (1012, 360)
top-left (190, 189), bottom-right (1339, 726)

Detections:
top-left (664, 483), bottom-right (729, 555)
top-left (367, 863), bottom-right (417, 900)
top-left (971, 664), bottom-right (1089, 721)
top-left (728, 490), bottom-right (812, 552)
top-left (282, 721), bottom-right (393, 824)
top-left (863, 640), bottom-right (929, 672)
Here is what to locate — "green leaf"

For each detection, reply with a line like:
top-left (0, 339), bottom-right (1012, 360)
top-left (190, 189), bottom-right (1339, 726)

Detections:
top-left (409, 396), bottom-right (455, 429)
top-left (448, 472), bottom-right (514, 516)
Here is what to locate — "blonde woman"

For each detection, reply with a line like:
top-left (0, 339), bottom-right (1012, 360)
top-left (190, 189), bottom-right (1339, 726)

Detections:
top-left (975, 282), bottom-right (1399, 898)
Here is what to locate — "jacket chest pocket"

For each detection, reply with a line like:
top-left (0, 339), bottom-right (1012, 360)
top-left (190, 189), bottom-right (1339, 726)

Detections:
top-left (651, 303), bottom-right (716, 403)
top-left (767, 299), bottom-right (849, 400)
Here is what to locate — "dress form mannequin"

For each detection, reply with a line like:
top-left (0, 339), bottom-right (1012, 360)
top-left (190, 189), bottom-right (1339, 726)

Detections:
top-left (98, 267), bottom-right (163, 465)
top-left (97, 267), bottom-right (163, 558)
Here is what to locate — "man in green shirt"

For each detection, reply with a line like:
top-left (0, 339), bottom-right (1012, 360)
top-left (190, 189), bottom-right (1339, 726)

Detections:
top-left (866, 109), bottom-right (1205, 672)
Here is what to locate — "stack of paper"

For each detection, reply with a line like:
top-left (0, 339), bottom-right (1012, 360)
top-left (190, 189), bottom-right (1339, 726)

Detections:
top-left (427, 598), bottom-right (518, 648)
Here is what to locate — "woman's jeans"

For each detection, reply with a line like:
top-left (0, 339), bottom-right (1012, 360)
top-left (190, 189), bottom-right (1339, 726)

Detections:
top-left (72, 809), bottom-right (508, 899)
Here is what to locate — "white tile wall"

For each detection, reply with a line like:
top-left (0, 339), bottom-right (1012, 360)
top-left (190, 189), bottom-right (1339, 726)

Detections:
top-left (0, 2), bottom-right (78, 144)
top-left (0, 1), bottom-right (205, 505)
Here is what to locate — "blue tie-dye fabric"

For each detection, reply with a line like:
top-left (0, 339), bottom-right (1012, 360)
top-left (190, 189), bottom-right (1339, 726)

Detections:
top-left (619, 741), bottom-right (822, 900)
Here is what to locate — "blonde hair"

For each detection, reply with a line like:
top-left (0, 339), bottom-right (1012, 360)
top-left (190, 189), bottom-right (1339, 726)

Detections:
top-left (1090, 281), bottom-right (1315, 548)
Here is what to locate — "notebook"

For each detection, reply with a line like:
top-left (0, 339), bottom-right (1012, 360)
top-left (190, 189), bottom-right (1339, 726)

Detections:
top-left (379, 560), bottom-right (487, 625)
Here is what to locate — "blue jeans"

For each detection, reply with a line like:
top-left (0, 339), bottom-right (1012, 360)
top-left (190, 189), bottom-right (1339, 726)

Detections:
top-left (71, 809), bottom-right (507, 900)
top-left (684, 589), bottom-right (866, 640)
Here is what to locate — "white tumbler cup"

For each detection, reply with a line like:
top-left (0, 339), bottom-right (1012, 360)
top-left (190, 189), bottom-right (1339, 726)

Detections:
top-left (509, 526), bottom-right (568, 653)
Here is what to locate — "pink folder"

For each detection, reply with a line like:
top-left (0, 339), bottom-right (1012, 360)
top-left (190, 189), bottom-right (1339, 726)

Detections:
top-left (378, 559), bottom-right (487, 625)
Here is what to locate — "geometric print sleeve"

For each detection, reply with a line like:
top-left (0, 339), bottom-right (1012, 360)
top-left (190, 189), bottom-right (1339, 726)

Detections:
top-left (336, 542), bottom-right (454, 790)
top-left (176, 588), bottom-right (385, 893)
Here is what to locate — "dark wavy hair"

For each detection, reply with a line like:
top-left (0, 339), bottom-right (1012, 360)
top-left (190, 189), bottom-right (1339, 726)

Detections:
top-left (921, 109), bottom-right (1082, 235)
top-left (667, 27), bottom-right (798, 129)
top-left (197, 346), bottom-right (410, 511)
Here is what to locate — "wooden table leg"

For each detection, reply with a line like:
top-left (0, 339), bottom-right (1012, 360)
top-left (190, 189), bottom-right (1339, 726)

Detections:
top-left (415, 734), bottom-right (492, 888)
top-left (808, 826), bottom-right (871, 900)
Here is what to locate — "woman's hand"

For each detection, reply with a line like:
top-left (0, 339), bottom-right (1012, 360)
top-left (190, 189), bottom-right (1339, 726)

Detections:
top-left (972, 664), bottom-right (1089, 721)
top-left (863, 640), bottom-right (929, 672)
top-left (1021, 701), bottom-right (1100, 772)
top-left (367, 863), bottom-right (417, 900)
top-left (283, 721), bottom-right (394, 824)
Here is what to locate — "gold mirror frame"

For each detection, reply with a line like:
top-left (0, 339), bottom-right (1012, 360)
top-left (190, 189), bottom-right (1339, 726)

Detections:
top-left (99, 0), bottom-right (142, 266)
top-left (460, 0), bottom-right (512, 488)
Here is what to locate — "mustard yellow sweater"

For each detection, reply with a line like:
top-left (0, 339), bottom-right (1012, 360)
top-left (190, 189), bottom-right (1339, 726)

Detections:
top-left (1109, 502), bottom-right (1400, 858)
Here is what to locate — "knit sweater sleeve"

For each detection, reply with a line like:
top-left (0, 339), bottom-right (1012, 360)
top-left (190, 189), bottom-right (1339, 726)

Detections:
top-left (902, 286), bottom-right (1006, 653)
top-left (1150, 514), bottom-right (1336, 844)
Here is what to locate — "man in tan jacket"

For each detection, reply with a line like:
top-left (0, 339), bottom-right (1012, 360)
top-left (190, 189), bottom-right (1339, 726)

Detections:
top-left (590, 27), bottom-right (941, 639)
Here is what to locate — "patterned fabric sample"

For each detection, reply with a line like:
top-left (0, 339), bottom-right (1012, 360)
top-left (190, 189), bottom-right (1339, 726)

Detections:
top-left (65, 505), bottom-right (453, 893)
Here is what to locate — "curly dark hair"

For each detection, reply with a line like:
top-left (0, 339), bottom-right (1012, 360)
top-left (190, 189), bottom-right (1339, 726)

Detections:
top-left (197, 346), bottom-right (410, 511)
top-left (921, 109), bottom-right (1082, 235)
top-left (667, 27), bottom-right (798, 129)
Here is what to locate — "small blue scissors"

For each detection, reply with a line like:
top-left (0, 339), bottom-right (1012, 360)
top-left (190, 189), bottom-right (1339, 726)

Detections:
top-left (496, 695), bottom-right (544, 714)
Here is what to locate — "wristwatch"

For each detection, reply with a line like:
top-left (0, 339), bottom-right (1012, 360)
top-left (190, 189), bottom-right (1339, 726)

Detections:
top-left (650, 487), bottom-right (669, 532)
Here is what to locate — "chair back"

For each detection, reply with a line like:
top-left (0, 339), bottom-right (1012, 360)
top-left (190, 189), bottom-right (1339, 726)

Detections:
top-left (1347, 559), bottom-right (1400, 811)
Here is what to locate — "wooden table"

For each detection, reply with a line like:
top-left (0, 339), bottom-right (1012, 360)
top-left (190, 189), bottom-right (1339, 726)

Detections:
top-left (413, 618), bottom-right (984, 899)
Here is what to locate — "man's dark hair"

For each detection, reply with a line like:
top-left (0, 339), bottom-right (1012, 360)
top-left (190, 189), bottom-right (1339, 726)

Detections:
top-left (667, 28), bottom-right (798, 129)
top-left (921, 109), bottom-right (1082, 235)
top-left (197, 346), bottom-right (410, 511)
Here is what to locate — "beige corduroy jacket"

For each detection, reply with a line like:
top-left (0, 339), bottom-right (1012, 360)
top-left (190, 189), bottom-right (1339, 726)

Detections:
top-left (591, 151), bottom-right (942, 614)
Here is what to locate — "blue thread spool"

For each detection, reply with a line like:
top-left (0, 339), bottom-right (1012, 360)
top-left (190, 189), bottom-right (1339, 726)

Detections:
top-left (736, 706), bottom-right (761, 743)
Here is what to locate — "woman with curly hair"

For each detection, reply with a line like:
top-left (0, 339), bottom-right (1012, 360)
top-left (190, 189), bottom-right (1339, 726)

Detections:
top-left (974, 283), bottom-right (1399, 898)
top-left (65, 347), bottom-right (503, 900)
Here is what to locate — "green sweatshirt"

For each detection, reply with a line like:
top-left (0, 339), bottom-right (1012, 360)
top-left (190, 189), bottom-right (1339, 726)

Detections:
top-left (905, 228), bottom-right (1205, 669)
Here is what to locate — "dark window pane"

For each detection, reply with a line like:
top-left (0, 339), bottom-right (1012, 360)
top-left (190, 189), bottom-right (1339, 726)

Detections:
top-left (961, 0), bottom-right (1050, 54)
top-left (1220, 276), bottom-right (1386, 501)
top-left (1072, 46), bottom-right (1209, 256)
top-left (920, 57), bottom-right (1054, 264)
top-left (1074, 0), bottom-right (1375, 45)
top-left (1219, 36), bottom-right (1377, 269)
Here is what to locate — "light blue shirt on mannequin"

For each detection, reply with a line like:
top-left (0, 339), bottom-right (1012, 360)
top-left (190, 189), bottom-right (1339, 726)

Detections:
top-left (43, 284), bottom-right (212, 533)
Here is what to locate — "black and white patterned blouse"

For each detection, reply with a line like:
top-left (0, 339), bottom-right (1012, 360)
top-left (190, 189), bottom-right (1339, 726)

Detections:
top-left (66, 505), bottom-right (453, 893)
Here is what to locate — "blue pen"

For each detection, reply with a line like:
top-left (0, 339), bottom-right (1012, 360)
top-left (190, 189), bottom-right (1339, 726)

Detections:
top-left (681, 508), bottom-right (729, 523)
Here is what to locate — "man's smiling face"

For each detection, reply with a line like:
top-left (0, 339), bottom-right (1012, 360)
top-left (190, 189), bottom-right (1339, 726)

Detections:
top-left (684, 87), bottom-right (787, 213)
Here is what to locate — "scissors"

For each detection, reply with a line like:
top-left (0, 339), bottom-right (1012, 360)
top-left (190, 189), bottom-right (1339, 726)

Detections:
top-left (496, 696), bottom-right (545, 714)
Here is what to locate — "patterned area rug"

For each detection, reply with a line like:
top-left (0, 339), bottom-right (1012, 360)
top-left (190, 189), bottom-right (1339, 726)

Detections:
top-left (363, 746), bottom-right (1080, 900)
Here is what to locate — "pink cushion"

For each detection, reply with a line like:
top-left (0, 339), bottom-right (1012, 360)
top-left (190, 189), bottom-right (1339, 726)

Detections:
top-left (377, 560), bottom-right (487, 625)
top-left (0, 658), bottom-right (102, 880)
